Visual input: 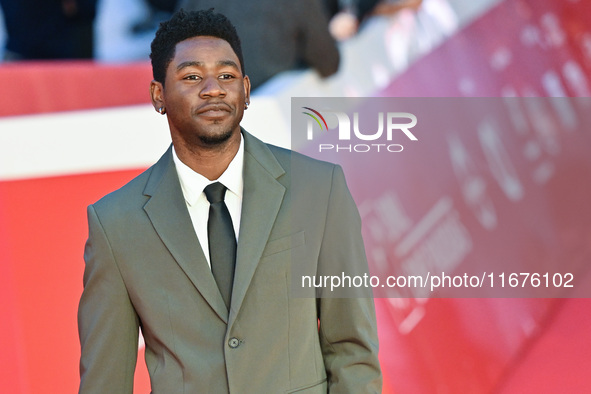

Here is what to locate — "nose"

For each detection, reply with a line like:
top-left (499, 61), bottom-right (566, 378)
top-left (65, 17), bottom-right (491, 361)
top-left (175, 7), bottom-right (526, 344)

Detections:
top-left (199, 76), bottom-right (226, 98)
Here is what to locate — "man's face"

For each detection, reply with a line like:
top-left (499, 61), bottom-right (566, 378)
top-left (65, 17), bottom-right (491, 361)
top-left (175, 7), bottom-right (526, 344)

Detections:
top-left (152, 36), bottom-right (250, 149)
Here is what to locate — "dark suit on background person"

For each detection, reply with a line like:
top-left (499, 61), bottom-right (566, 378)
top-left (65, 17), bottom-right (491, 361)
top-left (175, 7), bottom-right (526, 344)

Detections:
top-left (0, 0), bottom-right (97, 60)
top-left (177, 0), bottom-right (340, 89)
top-left (78, 130), bottom-right (381, 393)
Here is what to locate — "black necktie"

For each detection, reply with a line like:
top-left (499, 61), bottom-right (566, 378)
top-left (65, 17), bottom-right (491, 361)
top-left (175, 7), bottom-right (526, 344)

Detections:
top-left (204, 182), bottom-right (236, 309)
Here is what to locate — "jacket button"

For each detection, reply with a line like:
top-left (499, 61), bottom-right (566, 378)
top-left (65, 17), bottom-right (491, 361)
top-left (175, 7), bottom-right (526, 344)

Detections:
top-left (228, 337), bottom-right (240, 348)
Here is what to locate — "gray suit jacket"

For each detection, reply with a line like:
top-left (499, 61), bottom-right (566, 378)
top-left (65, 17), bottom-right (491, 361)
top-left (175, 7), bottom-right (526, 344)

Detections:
top-left (78, 130), bottom-right (381, 393)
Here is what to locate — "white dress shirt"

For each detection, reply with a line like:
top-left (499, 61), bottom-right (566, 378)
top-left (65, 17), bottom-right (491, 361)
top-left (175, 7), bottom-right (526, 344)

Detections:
top-left (172, 135), bottom-right (244, 267)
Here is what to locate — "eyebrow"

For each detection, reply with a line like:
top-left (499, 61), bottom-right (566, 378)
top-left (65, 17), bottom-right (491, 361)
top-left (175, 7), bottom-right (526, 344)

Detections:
top-left (176, 60), bottom-right (241, 72)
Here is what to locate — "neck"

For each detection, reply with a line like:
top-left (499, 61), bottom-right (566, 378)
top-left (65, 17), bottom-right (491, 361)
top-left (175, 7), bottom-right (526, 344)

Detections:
top-left (173, 131), bottom-right (241, 180)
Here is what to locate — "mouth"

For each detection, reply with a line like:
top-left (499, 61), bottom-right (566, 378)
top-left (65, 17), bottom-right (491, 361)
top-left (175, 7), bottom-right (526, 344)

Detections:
top-left (196, 102), bottom-right (232, 118)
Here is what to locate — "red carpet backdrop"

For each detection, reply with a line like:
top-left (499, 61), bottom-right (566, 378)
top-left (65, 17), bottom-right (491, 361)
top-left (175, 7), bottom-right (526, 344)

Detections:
top-left (1, 0), bottom-right (591, 392)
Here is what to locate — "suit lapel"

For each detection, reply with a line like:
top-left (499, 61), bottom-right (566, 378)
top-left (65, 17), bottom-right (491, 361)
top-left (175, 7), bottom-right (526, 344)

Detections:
top-left (229, 131), bottom-right (286, 324)
top-left (143, 147), bottom-right (229, 323)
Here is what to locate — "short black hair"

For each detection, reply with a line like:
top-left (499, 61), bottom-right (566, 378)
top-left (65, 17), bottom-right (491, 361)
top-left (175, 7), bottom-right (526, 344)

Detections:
top-left (150, 8), bottom-right (244, 85)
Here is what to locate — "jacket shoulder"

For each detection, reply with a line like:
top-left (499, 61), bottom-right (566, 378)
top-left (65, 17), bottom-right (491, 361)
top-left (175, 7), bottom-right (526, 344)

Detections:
top-left (91, 165), bottom-right (154, 216)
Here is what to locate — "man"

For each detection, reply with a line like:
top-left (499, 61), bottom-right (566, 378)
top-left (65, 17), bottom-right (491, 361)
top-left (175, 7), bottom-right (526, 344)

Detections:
top-left (78, 9), bottom-right (381, 393)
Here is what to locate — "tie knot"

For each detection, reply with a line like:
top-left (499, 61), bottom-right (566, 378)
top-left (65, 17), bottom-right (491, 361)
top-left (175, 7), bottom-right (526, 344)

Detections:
top-left (204, 182), bottom-right (227, 204)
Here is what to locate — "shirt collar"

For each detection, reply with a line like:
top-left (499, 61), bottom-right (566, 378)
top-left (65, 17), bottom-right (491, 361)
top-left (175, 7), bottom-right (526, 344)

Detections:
top-left (172, 133), bottom-right (244, 206)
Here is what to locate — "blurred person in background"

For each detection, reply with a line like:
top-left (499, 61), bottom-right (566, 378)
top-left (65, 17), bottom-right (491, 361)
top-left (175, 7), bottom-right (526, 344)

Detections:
top-left (325, 0), bottom-right (379, 41)
top-left (327, 0), bottom-right (423, 41)
top-left (0, 0), bottom-right (98, 61)
top-left (132, 0), bottom-right (180, 34)
top-left (176, 0), bottom-right (340, 90)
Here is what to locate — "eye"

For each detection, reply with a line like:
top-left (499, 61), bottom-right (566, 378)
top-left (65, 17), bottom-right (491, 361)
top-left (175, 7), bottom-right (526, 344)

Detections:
top-left (219, 74), bottom-right (235, 80)
top-left (183, 74), bottom-right (201, 81)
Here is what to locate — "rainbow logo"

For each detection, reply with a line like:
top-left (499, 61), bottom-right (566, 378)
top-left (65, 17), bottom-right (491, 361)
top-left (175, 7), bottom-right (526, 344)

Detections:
top-left (302, 107), bottom-right (328, 131)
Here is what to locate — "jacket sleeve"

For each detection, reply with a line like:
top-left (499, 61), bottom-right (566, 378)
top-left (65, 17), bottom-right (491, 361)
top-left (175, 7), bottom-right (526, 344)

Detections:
top-left (317, 165), bottom-right (382, 393)
top-left (78, 205), bottom-right (139, 393)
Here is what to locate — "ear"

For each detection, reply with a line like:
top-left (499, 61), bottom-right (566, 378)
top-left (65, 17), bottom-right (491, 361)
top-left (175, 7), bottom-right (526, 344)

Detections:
top-left (243, 75), bottom-right (251, 107)
top-left (150, 80), bottom-right (165, 112)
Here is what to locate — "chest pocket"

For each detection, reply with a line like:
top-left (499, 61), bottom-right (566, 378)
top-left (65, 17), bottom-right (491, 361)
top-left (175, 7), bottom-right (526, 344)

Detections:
top-left (261, 231), bottom-right (305, 258)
